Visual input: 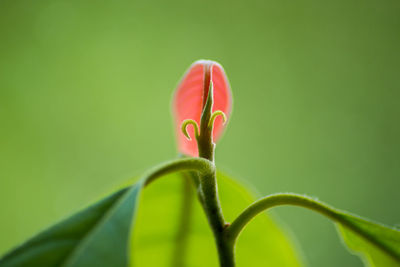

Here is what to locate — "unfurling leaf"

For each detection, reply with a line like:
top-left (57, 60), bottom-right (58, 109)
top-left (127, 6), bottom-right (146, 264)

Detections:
top-left (172, 60), bottom-right (232, 157)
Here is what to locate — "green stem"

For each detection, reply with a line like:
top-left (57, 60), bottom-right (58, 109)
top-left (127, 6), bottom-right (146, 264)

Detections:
top-left (199, 170), bottom-right (234, 267)
top-left (195, 79), bottom-right (234, 266)
top-left (225, 193), bottom-right (351, 245)
top-left (144, 158), bottom-right (214, 186)
top-left (141, 158), bottom-right (234, 265)
top-left (226, 193), bottom-right (400, 261)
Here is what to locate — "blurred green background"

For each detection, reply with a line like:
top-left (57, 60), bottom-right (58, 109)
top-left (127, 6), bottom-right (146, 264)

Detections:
top-left (1, 0), bottom-right (399, 266)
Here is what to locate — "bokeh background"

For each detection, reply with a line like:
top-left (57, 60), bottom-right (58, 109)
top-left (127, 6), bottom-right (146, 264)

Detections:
top-left (1, 0), bottom-right (399, 266)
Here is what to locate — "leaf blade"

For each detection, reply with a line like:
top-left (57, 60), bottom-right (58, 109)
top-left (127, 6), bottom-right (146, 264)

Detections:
top-left (132, 171), bottom-right (304, 266)
top-left (0, 183), bottom-right (142, 267)
top-left (336, 212), bottom-right (400, 267)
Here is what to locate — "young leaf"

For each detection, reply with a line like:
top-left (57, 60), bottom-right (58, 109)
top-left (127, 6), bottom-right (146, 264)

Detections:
top-left (132, 171), bottom-right (304, 266)
top-left (336, 213), bottom-right (400, 266)
top-left (172, 60), bottom-right (233, 157)
top-left (0, 182), bottom-right (143, 267)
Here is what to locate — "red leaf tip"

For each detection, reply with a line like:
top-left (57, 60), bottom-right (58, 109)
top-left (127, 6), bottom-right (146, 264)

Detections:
top-left (172, 60), bottom-right (232, 157)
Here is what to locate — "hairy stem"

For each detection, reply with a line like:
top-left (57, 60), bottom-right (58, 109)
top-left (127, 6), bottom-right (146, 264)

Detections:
top-left (225, 192), bottom-right (387, 252)
top-left (140, 157), bottom-right (236, 265)
top-left (199, 171), bottom-right (234, 267)
top-left (144, 158), bottom-right (214, 186)
top-left (195, 77), bottom-right (234, 266)
top-left (226, 193), bottom-right (340, 244)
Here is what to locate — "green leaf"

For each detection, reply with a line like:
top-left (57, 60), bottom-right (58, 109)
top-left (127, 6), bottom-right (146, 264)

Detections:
top-left (132, 171), bottom-right (304, 266)
top-left (0, 182), bottom-right (143, 267)
top-left (336, 213), bottom-right (400, 266)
